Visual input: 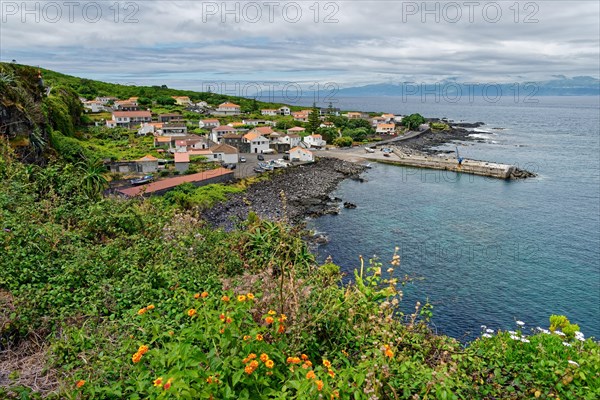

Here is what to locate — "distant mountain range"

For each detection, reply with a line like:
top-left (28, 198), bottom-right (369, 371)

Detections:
top-left (337, 76), bottom-right (600, 97)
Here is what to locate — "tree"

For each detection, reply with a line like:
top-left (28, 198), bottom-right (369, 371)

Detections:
top-left (78, 158), bottom-right (108, 199)
top-left (307, 102), bottom-right (320, 134)
top-left (156, 96), bottom-right (176, 106)
top-left (138, 97), bottom-right (152, 106)
top-left (402, 113), bottom-right (426, 131)
top-left (333, 136), bottom-right (353, 147)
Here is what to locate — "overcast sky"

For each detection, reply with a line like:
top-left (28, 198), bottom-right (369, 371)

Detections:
top-left (1, 1), bottom-right (598, 90)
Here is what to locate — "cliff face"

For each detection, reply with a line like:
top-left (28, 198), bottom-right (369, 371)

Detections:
top-left (0, 63), bottom-right (82, 164)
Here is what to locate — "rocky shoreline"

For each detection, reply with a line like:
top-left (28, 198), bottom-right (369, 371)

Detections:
top-left (396, 122), bottom-right (486, 154)
top-left (202, 158), bottom-right (366, 230)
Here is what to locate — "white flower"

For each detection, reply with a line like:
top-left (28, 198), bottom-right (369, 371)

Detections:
top-left (555, 330), bottom-right (566, 337)
top-left (485, 328), bottom-right (494, 334)
top-left (481, 325), bottom-right (487, 329)
top-left (562, 342), bottom-right (572, 347)
top-left (482, 333), bottom-right (492, 338)
top-left (568, 360), bottom-right (579, 367)
top-left (508, 331), bottom-right (517, 335)
top-left (510, 335), bottom-right (519, 340)
top-left (516, 321), bottom-right (525, 326)
top-left (520, 338), bottom-right (530, 343)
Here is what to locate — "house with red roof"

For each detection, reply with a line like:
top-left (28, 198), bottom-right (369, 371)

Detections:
top-left (214, 102), bottom-right (241, 116)
top-left (111, 111), bottom-right (152, 128)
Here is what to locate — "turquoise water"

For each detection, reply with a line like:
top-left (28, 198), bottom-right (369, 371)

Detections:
top-left (306, 96), bottom-right (600, 340)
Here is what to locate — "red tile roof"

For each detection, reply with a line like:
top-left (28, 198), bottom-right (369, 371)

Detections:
top-left (113, 111), bottom-right (151, 118)
top-left (136, 154), bottom-right (158, 162)
top-left (174, 152), bottom-right (190, 163)
top-left (211, 143), bottom-right (238, 154)
top-left (118, 168), bottom-right (233, 197)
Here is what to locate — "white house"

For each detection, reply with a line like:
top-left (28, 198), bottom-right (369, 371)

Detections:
top-left (137, 123), bottom-right (156, 136)
top-left (172, 96), bottom-right (192, 106)
top-left (95, 96), bottom-right (117, 105)
top-left (370, 116), bottom-right (385, 127)
top-left (214, 102), bottom-right (241, 116)
top-left (290, 147), bottom-right (314, 162)
top-left (106, 120), bottom-right (117, 128)
top-left (161, 122), bottom-right (188, 136)
top-left (83, 101), bottom-right (104, 113)
top-left (376, 123), bottom-right (396, 134)
top-left (199, 118), bottom-right (220, 129)
top-left (278, 106), bottom-right (291, 116)
top-left (211, 143), bottom-right (239, 164)
top-left (211, 125), bottom-right (237, 143)
top-left (381, 113), bottom-right (395, 123)
top-left (112, 111), bottom-right (152, 128)
top-left (135, 155), bottom-right (159, 173)
top-left (292, 112), bottom-right (309, 122)
top-left (261, 109), bottom-right (278, 116)
top-left (303, 134), bottom-right (326, 149)
top-left (243, 131), bottom-right (270, 154)
top-left (277, 134), bottom-right (302, 148)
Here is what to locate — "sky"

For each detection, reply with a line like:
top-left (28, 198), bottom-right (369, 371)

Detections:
top-left (1, 0), bottom-right (599, 92)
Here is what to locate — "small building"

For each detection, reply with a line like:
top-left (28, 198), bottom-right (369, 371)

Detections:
top-left (319, 107), bottom-right (340, 116)
top-left (281, 134), bottom-right (302, 148)
top-left (114, 101), bottom-right (139, 111)
top-left (290, 147), bottom-right (314, 162)
top-left (370, 116), bottom-right (385, 127)
top-left (199, 118), bottom-right (220, 129)
top-left (243, 119), bottom-right (272, 126)
top-left (292, 112), bottom-right (309, 122)
top-left (174, 152), bottom-right (190, 173)
top-left (303, 134), bottom-right (326, 149)
top-left (346, 112), bottom-right (362, 119)
top-left (381, 113), bottom-right (395, 122)
top-left (261, 109), bottom-right (278, 116)
top-left (278, 106), bottom-right (291, 116)
top-left (376, 123), bottom-right (396, 134)
top-left (135, 154), bottom-right (159, 173)
top-left (287, 126), bottom-right (306, 135)
top-left (83, 100), bottom-right (104, 113)
top-left (161, 122), bottom-right (188, 136)
top-left (211, 143), bottom-right (239, 164)
top-left (243, 131), bottom-right (270, 154)
top-left (211, 125), bottom-right (237, 143)
top-left (159, 113), bottom-right (183, 123)
top-left (112, 111), bottom-right (152, 128)
top-left (95, 96), bottom-right (117, 105)
top-left (172, 96), bottom-right (192, 106)
top-left (214, 102), bottom-right (241, 116)
top-left (106, 120), bottom-right (117, 128)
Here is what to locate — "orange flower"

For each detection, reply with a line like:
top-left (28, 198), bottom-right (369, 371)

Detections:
top-left (268, 310), bottom-right (276, 315)
top-left (260, 353), bottom-right (269, 362)
top-left (147, 304), bottom-right (155, 310)
top-left (279, 314), bottom-right (287, 322)
top-left (385, 349), bottom-right (394, 358)
top-left (316, 380), bottom-right (324, 391)
top-left (243, 335), bottom-right (251, 341)
top-left (306, 371), bottom-right (316, 380)
top-left (249, 360), bottom-right (259, 368)
top-left (286, 356), bottom-right (301, 364)
top-left (301, 354), bottom-right (309, 361)
top-left (153, 377), bottom-right (163, 387)
top-left (75, 380), bottom-right (85, 388)
top-left (201, 291), bottom-right (208, 298)
top-left (163, 378), bottom-right (173, 390)
top-left (221, 295), bottom-right (230, 302)
top-left (194, 293), bottom-right (200, 299)
top-left (219, 328), bottom-right (225, 334)
top-left (256, 334), bottom-right (264, 341)
top-left (265, 359), bottom-right (274, 369)
top-left (328, 369), bottom-right (335, 378)
top-left (265, 316), bottom-right (274, 324)
top-left (138, 345), bottom-right (149, 355)
top-left (169, 331), bottom-right (174, 336)
top-left (237, 295), bottom-right (247, 302)
top-left (248, 353), bottom-right (257, 359)
top-left (247, 293), bottom-right (255, 300)
top-left (206, 376), bottom-right (217, 384)
top-left (244, 365), bottom-right (254, 374)
top-left (302, 361), bottom-right (312, 369)
top-left (219, 313), bottom-right (226, 320)
top-left (278, 325), bottom-right (286, 334)
top-left (323, 359), bottom-right (331, 368)
top-left (137, 307), bottom-right (147, 315)
top-left (331, 390), bottom-right (340, 399)
top-left (187, 308), bottom-right (196, 317)
top-left (132, 352), bottom-right (142, 363)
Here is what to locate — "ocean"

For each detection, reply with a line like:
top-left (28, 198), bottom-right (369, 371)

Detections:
top-left (289, 96), bottom-right (600, 341)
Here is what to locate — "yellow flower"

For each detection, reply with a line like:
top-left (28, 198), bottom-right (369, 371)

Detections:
top-left (137, 307), bottom-right (147, 315)
top-left (138, 345), bottom-right (149, 355)
top-left (153, 377), bottom-right (163, 387)
top-left (268, 310), bottom-right (276, 315)
top-left (146, 304), bottom-right (155, 310)
top-left (75, 380), bottom-right (85, 388)
top-left (265, 316), bottom-right (274, 324)
top-left (247, 293), bottom-right (255, 300)
top-left (243, 335), bottom-right (251, 341)
top-left (194, 293), bottom-right (200, 299)
top-left (256, 334), bottom-right (264, 341)
top-left (132, 352), bottom-right (142, 363)
top-left (279, 314), bottom-right (287, 322)
top-left (237, 294), bottom-right (247, 302)
top-left (328, 369), bottom-right (335, 378)
top-left (260, 353), bottom-right (269, 362)
top-left (187, 308), bottom-right (196, 317)
top-left (221, 295), bottom-right (230, 302)
top-left (316, 380), bottom-right (324, 391)
top-left (163, 378), bottom-right (173, 390)
top-left (322, 359), bottom-right (331, 368)
top-left (265, 359), bottom-right (274, 369)
top-left (306, 371), bottom-right (316, 380)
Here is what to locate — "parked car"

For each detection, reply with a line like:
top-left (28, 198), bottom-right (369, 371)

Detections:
top-left (282, 154), bottom-right (290, 160)
top-left (257, 154), bottom-right (265, 161)
top-left (239, 157), bottom-right (246, 163)
top-left (253, 167), bottom-right (265, 173)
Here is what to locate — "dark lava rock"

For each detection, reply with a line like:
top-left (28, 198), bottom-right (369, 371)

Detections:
top-left (343, 202), bottom-right (357, 209)
top-left (202, 158), bottom-right (365, 230)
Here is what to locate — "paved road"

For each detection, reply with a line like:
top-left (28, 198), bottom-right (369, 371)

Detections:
top-left (233, 153), bottom-right (297, 179)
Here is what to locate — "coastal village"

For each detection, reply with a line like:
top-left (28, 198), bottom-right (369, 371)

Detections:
top-left (79, 95), bottom-right (411, 196)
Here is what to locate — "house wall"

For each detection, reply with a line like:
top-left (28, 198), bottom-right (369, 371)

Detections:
top-left (136, 161), bottom-right (159, 173)
top-left (175, 162), bottom-right (189, 173)
top-left (270, 143), bottom-right (290, 153)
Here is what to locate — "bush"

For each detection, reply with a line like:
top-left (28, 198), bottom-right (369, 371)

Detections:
top-left (333, 136), bottom-right (353, 147)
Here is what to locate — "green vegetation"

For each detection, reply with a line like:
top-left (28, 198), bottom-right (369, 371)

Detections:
top-left (333, 136), bottom-right (354, 147)
top-left (1, 64), bottom-right (598, 399)
top-left (402, 113), bottom-right (426, 131)
top-left (430, 122), bottom-right (450, 131)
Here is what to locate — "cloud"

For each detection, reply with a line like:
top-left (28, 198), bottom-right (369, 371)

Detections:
top-left (1, 0), bottom-right (598, 88)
